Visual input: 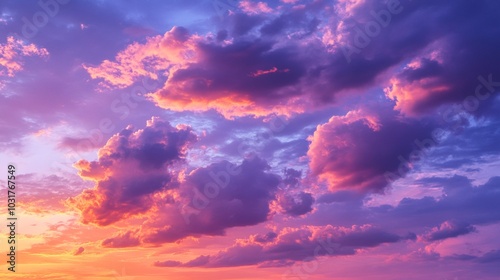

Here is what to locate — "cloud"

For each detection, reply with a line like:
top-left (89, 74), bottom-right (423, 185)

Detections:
top-left (316, 190), bottom-right (364, 204)
top-left (477, 250), bottom-right (500, 264)
top-left (83, 1), bottom-right (417, 119)
top-left (239, 1), bottom-right (273, 15)
top-left (18, 173), bottom-right (91, 213)
top-left (73, 247), bottom-right (84, 256)
top-left (307, 109), bottom-right (436, 192)
top-left (0, 0), bottom-right (499, 277)
top-left (252, 232), bottom-right (278, 243)
top-left (424, 115), bottom-right (500, 170)
top-left (380, 0), bottom-right (500, 116)
top-left (421, 220), bottom-right (476, 242)
top-left (84, 24), bottom-right (311, 118)
top-left (102, 231), bottom-right (140, 248)
top-left (154, 260), bottom-right (182, 267)
top-left (92, 156), bottom-right (282, 246)
top-left (12, 0), bottom-right (500, 126)
top-left (450, 250), bottom-right (500, 264)
top-left (68, 117), bottom-right (196, 226)
top-left (58, 136), bottom-right (103, 153)
top-left (0, 36), bottom-right (48, 78)
top-left (307, 175), bottom-right (500, 249)
top-left (84, 26), bottom-right (197, 89)
top-left (154, 224), bottom-right (411, 267)
top-left (347, 176), bottom-right (500, 238)
top-left (140, 157), bottom-right (281, 244)
top-left (147, 36), bottom-right (309, 118)
top-left (277, 191), bottom-right (314, 216)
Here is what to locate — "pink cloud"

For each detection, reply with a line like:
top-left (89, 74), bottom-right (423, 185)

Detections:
top-left (0, 36), bottom-right (48, 79)
top-left (307, 109), bottom-right (436, 192)
top-left (335, 0), bottom-right (366, 16)
top-left (84, 26), bottom-right (198, 89)
top-left (239, 0), bottom-right (273, 14)
top-left (73, 247), bottom-right (85, 256)
top-left (250, 67), bottom-right (290, 77)
top-left (307, 110), bottom-right (383, 191)
top-left (385, 75), bottom-right (451, 117)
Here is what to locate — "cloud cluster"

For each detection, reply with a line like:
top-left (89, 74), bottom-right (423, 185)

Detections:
top-left (83, 0), bottom-right (500, 123)
top-left (42, 0), bottom-right (500, 277)
top-left (69, 116), bottom-right (285, 244)
top-left (383, 0), bottom-right (500, 116)
top-left (154, 224), bottom-right (412, 267)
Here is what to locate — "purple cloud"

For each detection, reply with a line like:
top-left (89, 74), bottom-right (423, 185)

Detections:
top-left (154, 225), bottom-right (412, 268)
top-left (141, 157), bottom-right (281, 244)
top-left (421, 220), bottom-right (476, 242)
top-left (68, 117), bottom-right (196, 226)
top-left (278, 191), bottom-right (314, 216)
top-left (308, 108), bottom-right (437, 192)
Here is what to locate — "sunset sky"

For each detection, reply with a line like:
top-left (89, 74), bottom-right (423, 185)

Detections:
top-left (1, 0), bottom-right (500, 279)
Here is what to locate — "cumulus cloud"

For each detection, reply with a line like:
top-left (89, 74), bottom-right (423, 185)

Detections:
top-left (68, 117), bottom-right (196, 226)
top-left (20, 1), bottom-right (500, 276)
top-left (140, 157), bottom-right (281, 244)
top-left (85, 156), bottom-right (282, 246)
top-left (83, 0), bottom-right (500, 121)
top-left (85, 24), bottom-right (313, 118)
top-left (380, 0), bottom-right (500, 116)
top-left (78, 2), bottom-right (394, 118)
top-left (307, 109), bottom-right (436, 192)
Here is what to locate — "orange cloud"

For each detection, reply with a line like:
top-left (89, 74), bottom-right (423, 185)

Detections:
top-left (84, 26), bottom-right (310, 118)
top-left (148, 90), bottom-right (304, 119)
top-left (83, 26), bottom-right (199, 89)
top-left (385, 77), bottom-right (451, 117)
